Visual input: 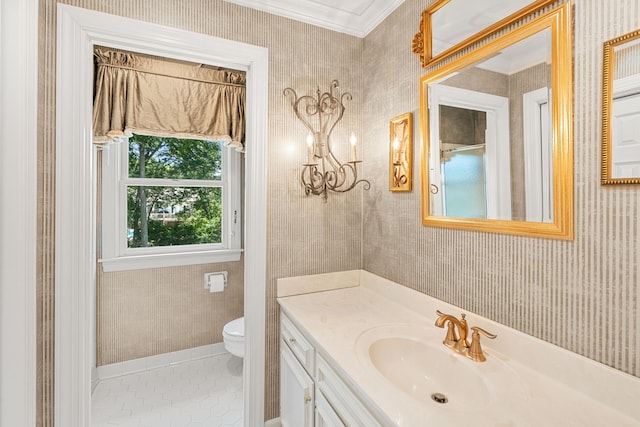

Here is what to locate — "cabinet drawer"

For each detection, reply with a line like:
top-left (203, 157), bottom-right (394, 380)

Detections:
top-left (281, 314), bottom-right (315, 374)
top-left (315, 390), bottom-right (346, 427)
top-left (316, 354), bottom-right (383, 427)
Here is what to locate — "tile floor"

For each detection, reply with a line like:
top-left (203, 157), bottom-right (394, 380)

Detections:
top-left (91, 353), bottom-right (243, 427)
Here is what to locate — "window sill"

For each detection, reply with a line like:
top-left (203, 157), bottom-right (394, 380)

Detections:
top-left (99, 249), bottom-right (243, 272)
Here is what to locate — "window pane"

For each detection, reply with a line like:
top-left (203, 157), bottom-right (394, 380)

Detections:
top-left (128, 134), bottom-right (222, 180)
top-left (127, 186), bottom-right (222, 248)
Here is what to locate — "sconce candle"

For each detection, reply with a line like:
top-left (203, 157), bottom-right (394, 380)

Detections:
top-left (306, 132), bottom-right (315, 164)
top-left (393, 137), bottom-right (401, 163)
top-left (350, 133), bottom-right (357, 162)
top-left (283, 80), bottom-right (370, 200)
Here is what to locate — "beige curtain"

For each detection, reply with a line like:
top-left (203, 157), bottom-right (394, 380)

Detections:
top-left (93, 46), bottom-right (246, 151)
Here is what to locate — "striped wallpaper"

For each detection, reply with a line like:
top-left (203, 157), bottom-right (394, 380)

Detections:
top-left (616, 43), bottom-right (640, 78)
top-left (362, 0), bottom-right (639, 384)
top-left (96, 260), bottom-right (244, 365)
top-left (40, 0), bottom-right (364, 424)
top-left (37, 0), bottom-right (640, 425)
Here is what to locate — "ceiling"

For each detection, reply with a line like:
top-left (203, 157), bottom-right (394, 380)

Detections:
top-left (476, 28), bottom-right (551, 75)
top-left (222, 0), bottom-right (406, 38)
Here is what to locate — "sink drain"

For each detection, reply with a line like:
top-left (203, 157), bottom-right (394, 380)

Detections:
top-left (431, 392), bottom-right (448, 404)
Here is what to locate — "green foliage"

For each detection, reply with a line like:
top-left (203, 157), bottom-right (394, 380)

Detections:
top-left (128, 133), bottom-right (222, 180)
top-left (127, 134), bottom-right (224, 248)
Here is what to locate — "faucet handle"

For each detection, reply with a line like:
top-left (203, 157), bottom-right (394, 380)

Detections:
top-left (472, 326), bottom-right (496, 339)
top-left (466, 326), bottom-right (497, 362)
top-left (442, 321), bottom-right (458, 349)
top-left (435, 310), bottom-right (467, 320)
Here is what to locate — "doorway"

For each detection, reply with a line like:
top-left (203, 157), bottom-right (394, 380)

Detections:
top-left (55, 5), bottom-right (268, 426)
top-left (428, 83), bottom-right (512, 220)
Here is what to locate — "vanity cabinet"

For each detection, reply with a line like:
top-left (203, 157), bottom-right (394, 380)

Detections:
top-left (280, 315), bottom-right (315, 427)
top-left (315, 391), bottom-right (345, 427)
top-left (315, 355), bottom-right (382, 427)
top-left (280, 312), bottom-right (382, 427)
top-left (280, 343), bottom-right (314, 427)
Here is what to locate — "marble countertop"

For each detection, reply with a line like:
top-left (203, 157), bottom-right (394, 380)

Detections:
top-left (277, 270), bottom-right (640, 427)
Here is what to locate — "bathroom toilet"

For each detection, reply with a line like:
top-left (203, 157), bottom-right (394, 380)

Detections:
top-left (223, 317), bottom-right (244, 358)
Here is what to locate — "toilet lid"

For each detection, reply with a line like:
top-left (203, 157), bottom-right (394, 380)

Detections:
top-left (224, 317), bottom-right (244, 337)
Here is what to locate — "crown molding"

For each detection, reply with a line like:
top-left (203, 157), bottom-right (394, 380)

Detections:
top-left (223, 0), bottom-right (405, 38)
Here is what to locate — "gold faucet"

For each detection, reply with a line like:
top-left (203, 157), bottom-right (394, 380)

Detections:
top-left (435, 311), bottom-right (496, 362)
top-left (434, 310), bottom-right (470, 354)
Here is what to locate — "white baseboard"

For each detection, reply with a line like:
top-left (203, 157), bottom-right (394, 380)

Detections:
top-left (96, 342), bottom-right (227, 380)
top-left (91, 366), bottom-right (98, 393)
top-left (265, 418), bottom-right (281, 427)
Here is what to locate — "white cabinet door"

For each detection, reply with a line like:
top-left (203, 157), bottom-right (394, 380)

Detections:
top-left (280, 341), bottom-right (314, 427)
top-left (315, 391), bottom-right (345, 427)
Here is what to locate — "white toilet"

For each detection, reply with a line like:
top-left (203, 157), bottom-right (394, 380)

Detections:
top-left (223, 317), bottom-right (244, 358)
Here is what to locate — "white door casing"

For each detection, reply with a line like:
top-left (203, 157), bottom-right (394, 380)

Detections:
top-left (523, 87), bottom-right (553, 223)
top-left (0, 0), bottom-right (38, 425)
top-left (428, 84), bottom-right (511, 219)
top-left (55, 5), bottom-right (268, 426)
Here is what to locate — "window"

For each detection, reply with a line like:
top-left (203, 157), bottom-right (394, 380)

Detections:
top-left (100, 134), bottom-right (242, 271)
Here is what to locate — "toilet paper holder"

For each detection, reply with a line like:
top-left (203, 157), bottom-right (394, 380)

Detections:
top-left (204, 271), bottom-right (227, 292)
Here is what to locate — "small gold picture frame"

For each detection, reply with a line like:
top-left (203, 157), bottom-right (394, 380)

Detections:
top-left (602, 29), bottom-right (640, 185)
top-left (389, 113), bottom-right (413, 192)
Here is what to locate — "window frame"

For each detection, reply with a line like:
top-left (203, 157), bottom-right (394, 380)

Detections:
top-left (99, 136), bottom-right (242, 272)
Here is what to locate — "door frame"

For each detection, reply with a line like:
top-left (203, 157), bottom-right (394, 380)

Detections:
top-left (428, 83), bottom-right (511, 219)
top-left (55, 5), bottom-right (268, 426)
top-left (523, 87), bottom-right (552, 222)
top-left (0, 0), bottom-right (38, 425)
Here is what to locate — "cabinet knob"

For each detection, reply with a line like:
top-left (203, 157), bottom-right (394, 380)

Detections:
top-left (289, 337), bottom-right (297, 344)
top-left (304, 395), bottom-right (311, 403)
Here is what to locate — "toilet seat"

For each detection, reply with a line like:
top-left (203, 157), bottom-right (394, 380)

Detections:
top-left (223, 317), bottom-right (244, 338)
top-left (223, 317), bottom-right (244, 358)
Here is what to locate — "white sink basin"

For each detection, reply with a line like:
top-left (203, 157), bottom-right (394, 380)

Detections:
top-left (368, 336), bottom-right (491, 406)
top-left (355, 323), bottom-right (527, 410)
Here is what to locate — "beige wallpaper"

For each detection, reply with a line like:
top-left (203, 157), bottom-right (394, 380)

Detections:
top-left (363, 0), bottom-right (640, 385)
top-left (96, 260), bottom-right (244, 365)
top-left (39, 0), bottom-right (363, 424)
top-left (37, 0), bottom-right (640, 425)
top-left (615, 43), bottom-right (640, 78)
top-left (444, 67), bottom-right (509, 97)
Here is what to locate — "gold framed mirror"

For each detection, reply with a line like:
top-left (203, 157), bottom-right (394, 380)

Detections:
top-left (413, 0), bottom-right (556, 68)
top-left (419, 3), bottom-right (573, 239)
top-left (602, 29), bottom-right (640, 185)
top-left (389, 113), bottom-right (413, 192)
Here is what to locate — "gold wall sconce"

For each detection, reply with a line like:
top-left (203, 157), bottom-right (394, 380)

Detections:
top-left (389, 113), bottom-right (413, 192)
top-left (283, 80), bottom-right (370, 201)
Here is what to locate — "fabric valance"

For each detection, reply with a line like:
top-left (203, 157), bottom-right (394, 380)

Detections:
top-left (92, 46), bottom-right (246, 151)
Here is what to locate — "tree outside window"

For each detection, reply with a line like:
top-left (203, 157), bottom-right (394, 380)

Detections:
top-left (126, 134), bottom-right (224, 248)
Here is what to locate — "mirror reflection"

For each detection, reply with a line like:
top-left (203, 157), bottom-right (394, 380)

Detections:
top-left (420, 3), bottom-right (573, 239)
top-left (602, 30), bottom-right (640, 184)
top-left (427, 28), bottom-right (553, 222)
top-left (431, 0), bottom-right (533, 58)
